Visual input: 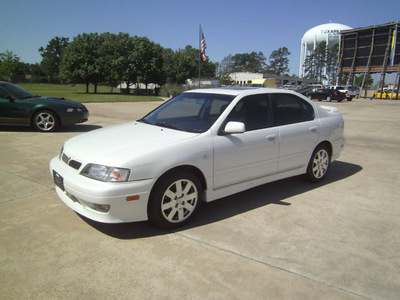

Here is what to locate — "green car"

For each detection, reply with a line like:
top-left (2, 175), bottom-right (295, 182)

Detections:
top-left (0, 81), bottom-right (89, 132)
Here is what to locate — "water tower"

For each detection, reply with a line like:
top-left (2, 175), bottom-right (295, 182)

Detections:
top-left (299, 23), bottom-right (352, 83)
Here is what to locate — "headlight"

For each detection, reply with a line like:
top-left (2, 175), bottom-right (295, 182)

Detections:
top-left (66, 108), bottom-right (83, 113)
top-left (81, 164), bottom-right (130, 182)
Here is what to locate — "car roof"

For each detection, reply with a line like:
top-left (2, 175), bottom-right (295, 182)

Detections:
top-left (184, 87), bottom-right (295, 97)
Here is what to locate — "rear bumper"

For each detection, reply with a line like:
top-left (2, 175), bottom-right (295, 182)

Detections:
top-left (331, 137), bottom-right (346, 162)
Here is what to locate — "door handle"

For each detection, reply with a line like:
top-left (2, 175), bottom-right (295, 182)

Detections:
top-left (266, 134), bottom-right (277, 141)
top-left (309, 126), bottom-right (317, 132)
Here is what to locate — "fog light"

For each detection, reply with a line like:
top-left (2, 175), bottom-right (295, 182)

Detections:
top-left (88, 203), bottom-right (110, 213)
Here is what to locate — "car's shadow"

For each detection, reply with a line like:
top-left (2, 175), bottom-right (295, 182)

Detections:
top-left (0, 124), bottom-right (102, 133)
top-left (79, 160), bottom-right (362, 239)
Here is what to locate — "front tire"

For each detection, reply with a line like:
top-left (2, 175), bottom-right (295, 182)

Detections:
top-left (33, 110), bottom-right (58, 132)
top-left (149, 172), bottom-right (202, 228)
top-left (306, 145), bottom-right (331, 182)
top-left (327, 96), bottom-right (332, 102)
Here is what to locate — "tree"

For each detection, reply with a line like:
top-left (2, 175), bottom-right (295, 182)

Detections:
top-left (60, 33), bottom-right (104, 93)
top-left (20, 62), bottom-right (46, 83)
top-left (302, 42), bottom-right (327, 83)
top-left (355, 74), bottom-right (373, 87)
top-left (0, 51), bottom-right (23, 82)
top-left (39, 36), bottom-right (69, 83)
top-left (96, 32), bottom-right (134, 91)
top-left (230, 52), bottom-right (267, 73)
top-left (267, 47), bottom-right (290, 76)
top-left (325, 44), bottom-right (339, 85)
top-left (162, 46), bottom-right (198, 85)
top-left (131, 36), bottom-right (164, 92)
top-left (218, 54), bottom-right (234, 85)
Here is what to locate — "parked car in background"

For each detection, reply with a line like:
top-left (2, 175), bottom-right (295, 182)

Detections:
top-left (307, 88), bottom-right (346, 102)
top-left (327, 85), bottom-right (356, 101)
top-left (346, 86), bottom-right (360, 100)
top-left (0, 81), bottom-right (89, 132)
top-left (50, 87), bottom-right (345, 228)
top-left (372, 87), bottom-right (400, 99)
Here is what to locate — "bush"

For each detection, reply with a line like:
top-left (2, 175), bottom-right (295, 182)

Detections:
top-left (159, 83), bottom-right (187, 98)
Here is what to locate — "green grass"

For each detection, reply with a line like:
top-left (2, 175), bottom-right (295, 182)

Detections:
top-left (18, 83), bottom-right (163, 103)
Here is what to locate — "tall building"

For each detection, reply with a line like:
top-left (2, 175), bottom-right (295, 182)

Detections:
top-left (299, 23), bottom-right (352, 84)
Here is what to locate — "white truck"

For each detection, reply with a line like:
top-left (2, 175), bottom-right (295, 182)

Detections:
top-left (327, 85), bottom-right (359, 101)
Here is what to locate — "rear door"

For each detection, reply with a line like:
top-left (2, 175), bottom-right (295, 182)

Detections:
top-left (271, 93), bottom-right (319, 172)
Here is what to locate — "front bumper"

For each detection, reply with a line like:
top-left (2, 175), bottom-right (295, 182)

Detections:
top-left (50, 156), bottom-right (154, 223)
top-left (61, 110), bottom-right (89, 127)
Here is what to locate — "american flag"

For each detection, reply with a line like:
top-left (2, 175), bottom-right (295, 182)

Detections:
top-left (201, 30), bottom-right (207, 62)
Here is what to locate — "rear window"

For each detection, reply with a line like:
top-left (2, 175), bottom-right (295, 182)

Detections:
top-left (272, 93), bottom-right (315, 125)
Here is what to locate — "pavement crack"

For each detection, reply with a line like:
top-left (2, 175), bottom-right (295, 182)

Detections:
top-left (0, 168), bottom-right (53, 189)
top-left (0, 189), bottom-right (54, 205)
top-left (173, 231), bottom-right (370, 300)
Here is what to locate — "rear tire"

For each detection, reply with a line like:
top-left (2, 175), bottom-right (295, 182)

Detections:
top-left (148, 172), bottom-right (202, 228)
top-left (306, 145), bottom-right (331, 183)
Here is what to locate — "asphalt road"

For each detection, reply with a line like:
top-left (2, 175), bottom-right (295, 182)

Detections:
top-left (1, 97), bottom-right (399, 299)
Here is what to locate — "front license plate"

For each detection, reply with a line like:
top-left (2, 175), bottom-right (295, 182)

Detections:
top-left (53, 170), bottom-right (65, 191)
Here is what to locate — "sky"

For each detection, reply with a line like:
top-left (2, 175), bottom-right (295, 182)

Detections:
top-left (1, 0), bottom-right (400, 75)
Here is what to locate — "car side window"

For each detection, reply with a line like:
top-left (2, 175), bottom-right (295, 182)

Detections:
top-left (272, 93), bottom-right (315, 125)
top-left (0, 88), bottom-right (10, 99)
top-left (226, 94), bottom-right (272, 131)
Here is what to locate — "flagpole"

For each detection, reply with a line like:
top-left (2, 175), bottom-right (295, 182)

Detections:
top-left (198, 24), bottom-right (201, 88)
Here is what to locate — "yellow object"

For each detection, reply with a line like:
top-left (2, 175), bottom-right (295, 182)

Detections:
top-left (249, 79), bottom-right (276, 88)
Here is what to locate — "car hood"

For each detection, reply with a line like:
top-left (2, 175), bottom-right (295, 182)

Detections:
top-left (63, 122), bottom-right (199, 166)
top-left (30, 96), bottom-right (84, 107)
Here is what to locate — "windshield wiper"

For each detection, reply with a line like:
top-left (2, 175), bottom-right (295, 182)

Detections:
top-left (154, 122), bottom-right (183, 131)
top-left (138, 119), bottom-right (184, 131)
top-left (137, 118), bottom-right (152, 124)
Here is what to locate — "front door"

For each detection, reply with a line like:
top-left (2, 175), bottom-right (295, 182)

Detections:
top-left (213, 94), bottom-right (279, 188)
top-left (0, 99), bottom-right (33, 125)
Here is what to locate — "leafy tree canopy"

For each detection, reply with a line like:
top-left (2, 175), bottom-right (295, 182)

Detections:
top-left (0, 51), bottom-right (23, 81)
top-left (267, 47), bottom-right (290, 76)
top-left (39, 36), bottom-right (69, 83)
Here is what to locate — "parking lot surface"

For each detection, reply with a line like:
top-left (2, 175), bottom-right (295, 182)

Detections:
top-left (1, 98), bottom-right (399, 299)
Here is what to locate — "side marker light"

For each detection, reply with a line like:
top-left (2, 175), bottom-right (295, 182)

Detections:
top-left (126, 195), bottom-right (140, 201)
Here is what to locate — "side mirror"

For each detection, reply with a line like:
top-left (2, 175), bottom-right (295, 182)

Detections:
top-left (224, 121), bottom-right (246, 134)
top-left (4, 95), bottom-right (15, 101)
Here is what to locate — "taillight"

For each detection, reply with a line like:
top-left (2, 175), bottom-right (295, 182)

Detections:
top-left (334, 92), bottom-right (337, 96)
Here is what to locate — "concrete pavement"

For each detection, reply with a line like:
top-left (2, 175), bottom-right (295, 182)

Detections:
top-left (0, 98), bottom-right (399, 299)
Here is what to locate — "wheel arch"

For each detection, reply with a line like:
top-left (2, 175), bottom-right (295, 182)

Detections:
top-left (151, 165), bottom-right (207, 194)
top-left (148, 165), bottom-right (207, 212)
top-left (147, 165), bottom-right (207, 227)
top-left (31, 107), bottom-right (62, 127)
top-left (314, 140), bottom-right (333, 159)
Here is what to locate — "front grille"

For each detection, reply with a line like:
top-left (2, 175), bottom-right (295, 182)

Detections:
top-left (61, 153), bottom-right (82, 170)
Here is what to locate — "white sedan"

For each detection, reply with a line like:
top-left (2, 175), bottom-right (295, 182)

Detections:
top-left (50, 88), bottom-right (345, 228)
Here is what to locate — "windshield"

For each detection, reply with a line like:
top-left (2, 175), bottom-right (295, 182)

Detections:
top-left (1, 82), bottom-right (35, 99)
top-left (140, 92), bottom-right (235, 133)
